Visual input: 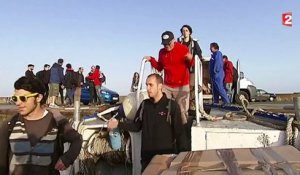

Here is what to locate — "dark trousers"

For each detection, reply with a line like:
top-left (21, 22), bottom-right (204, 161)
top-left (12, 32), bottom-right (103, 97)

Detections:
top-left (44, 83), bottom-right (49, 103)
top-left (89, 83), bottom-right (96, 104)
top-left (185, 116), bottom-right (194, 151)
top-left (59, 85), bottom-right (64, 105)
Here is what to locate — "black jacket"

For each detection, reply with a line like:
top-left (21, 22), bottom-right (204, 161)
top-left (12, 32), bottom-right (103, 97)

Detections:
top-left (64, 69), bottom-right (77, 89)
top-left (25, 70), bottom-right (36, 79)
top-left (36, 70), bottom-right (50, 85)
top-left (118, 94), bottom-right (187, 158)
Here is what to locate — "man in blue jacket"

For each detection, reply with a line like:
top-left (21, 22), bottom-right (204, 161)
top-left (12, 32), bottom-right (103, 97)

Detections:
top-left (209, 43), bottom-right (230, 105)
top-left (49, 58), bottom-right (64, 108)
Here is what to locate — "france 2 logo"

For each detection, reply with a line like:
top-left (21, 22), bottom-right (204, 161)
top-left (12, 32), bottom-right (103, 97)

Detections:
top-left (282, 12), bottom-right (292, 27)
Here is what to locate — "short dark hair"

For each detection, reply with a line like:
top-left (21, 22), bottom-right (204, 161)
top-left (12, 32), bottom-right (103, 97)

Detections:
top-left (147, 73), bottom-right (163, 84)
top-left (210, 42), bottom-right (219, 50)
top-left (58, 58), bottom-right (64, 64)
top-left (44, 64), bottom-right (50, 68)
top-left (96, 65), bottom-right (100, 69)
top-left (223, 55), bottom-right (228, 60)
top-left (28, 64), bottom-right (34, 67)
top-left (14, 76), bottom-right (46, 104)
top-left (180, 24), bottom-right (193, 34)
top-left (66, 63), bottom-right (72, 69)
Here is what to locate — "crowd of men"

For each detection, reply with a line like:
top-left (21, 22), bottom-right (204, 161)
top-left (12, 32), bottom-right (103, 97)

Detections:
top-left (24, 58), bottom-right (106, 107)
top-left (1, 24), bottom-right (236, 174)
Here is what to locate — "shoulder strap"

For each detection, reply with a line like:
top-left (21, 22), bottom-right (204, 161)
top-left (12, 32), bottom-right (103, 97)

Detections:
top-left (135, 101), bottom-right (145, 122)
top-left (166, 99), bottom-right (172, 125)
top-left (8, 114), bottom-right (19, 136)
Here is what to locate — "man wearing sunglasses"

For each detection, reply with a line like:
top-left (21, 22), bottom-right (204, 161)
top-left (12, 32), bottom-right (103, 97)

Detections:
top-left (0, 76), bottom-right (82, 175)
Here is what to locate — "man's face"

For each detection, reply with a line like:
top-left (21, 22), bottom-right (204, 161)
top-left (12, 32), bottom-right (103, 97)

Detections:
top-left (163, 39), bottom-right (175, 51)
top-left (210, 46), bottom-right (217, 53)
top-left (45, 66), bottom-right (50, 71)
top-left (182, 27), bottom-right (191, 38)
top-left (146, 76), bottom-right (162, 98)
top-left (29, 66), bottom-right (34, 71)
top-left (13, 89), bottom-right (39, 116)
top-left (91, 66), bottom-right (95, 72)
top-left (79, 68), bottom-right (84, 73)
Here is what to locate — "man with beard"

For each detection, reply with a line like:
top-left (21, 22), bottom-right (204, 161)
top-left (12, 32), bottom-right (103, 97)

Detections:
top-left (108, 73), bottom-right (187, 172)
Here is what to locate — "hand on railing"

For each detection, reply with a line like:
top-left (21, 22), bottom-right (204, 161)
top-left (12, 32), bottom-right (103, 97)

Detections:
top-left (107, 118), bottom-right (119, 131)
top-left (143, 56), bottom-right (151, 61)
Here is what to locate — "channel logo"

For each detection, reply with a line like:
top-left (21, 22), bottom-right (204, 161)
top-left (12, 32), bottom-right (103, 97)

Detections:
top-left (282, 12), bottom-right (292, 27)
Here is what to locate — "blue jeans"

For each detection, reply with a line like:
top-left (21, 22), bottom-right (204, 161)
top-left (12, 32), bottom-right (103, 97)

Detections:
top-left (66, 88), bottom-right (74, 105)
top-left (224, 83), bottom-right (233, 103)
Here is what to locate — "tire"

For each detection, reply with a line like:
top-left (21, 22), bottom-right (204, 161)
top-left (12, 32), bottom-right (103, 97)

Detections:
top-left (235, 91), bottom-right (250, 106)
top-left (83, 101), bottom-right (89, 105)
top-left (240, 91), bottom-right (250, 101)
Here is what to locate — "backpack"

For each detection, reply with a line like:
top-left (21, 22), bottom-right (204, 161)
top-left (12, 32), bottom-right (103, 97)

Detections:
top-left (136, 99), bottom-right (172, 125)
top-left (100, 72), bottom-right (106, 83)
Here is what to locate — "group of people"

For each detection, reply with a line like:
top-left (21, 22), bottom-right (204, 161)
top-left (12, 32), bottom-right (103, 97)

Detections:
top-left (24, 58), bottom-right (106, 107)
top-left (108, 24), bottom-right (236, 172)
top-left (0, 24), bottom-right (237, 174)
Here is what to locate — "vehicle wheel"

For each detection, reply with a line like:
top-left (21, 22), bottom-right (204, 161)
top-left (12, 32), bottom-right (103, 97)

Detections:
top-left (235, 91), bottom-right (250, 106)
top-left (269, 97), bottom-right (274, 102)
top-left (83, 102), bottom-right (89, 105)
top-left (240, 91), bottom-right (250, 101)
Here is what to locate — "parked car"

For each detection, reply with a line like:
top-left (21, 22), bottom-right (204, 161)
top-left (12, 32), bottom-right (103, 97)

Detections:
top-left (81, 83), bottom-right (120, 105)
top-left (254, 89), bottom-right (277, 102)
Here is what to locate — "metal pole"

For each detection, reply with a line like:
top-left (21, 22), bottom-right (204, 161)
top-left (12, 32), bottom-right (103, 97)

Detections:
top-left (136, 58), bottom-right (147, 106)
top-left (72, 100), bottom-right (80, 175)
top-left (194, 56), bottom-right (202, 126)
top-left (236, 59), bottom-right (240, 95)
top-left (294, 96), bottom-right (300, 121)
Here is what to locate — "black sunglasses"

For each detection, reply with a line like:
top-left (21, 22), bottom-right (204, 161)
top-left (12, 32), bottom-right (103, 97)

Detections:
top-left (11, 93), bottom-right (38, 103)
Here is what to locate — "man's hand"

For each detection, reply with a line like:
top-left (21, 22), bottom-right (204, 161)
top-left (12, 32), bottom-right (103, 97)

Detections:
top-left (143, 56), bottom-right (151, 61)
top-left (54, 159), bottom-right (67, 171)
top-left (185, 52), bottom-right (193, 61)
top-left (107, 118), bottom-right (119, 131)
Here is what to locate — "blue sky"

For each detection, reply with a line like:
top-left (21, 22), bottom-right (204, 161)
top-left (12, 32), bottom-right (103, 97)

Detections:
top-left (0, 0), bottom-right (299, 96)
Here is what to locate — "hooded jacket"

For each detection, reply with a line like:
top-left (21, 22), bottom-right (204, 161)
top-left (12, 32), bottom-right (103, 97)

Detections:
top-left (118, 94), bottom-right (187, 158)
top-left (49, 63), bottom-right (64, 84)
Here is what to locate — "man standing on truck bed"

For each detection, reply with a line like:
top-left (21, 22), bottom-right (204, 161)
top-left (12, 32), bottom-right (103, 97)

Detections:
top-left (223, 55), bottom-right (234, 103)
top-left (107, 73), bottom-right (187, 173)
top-left (209, 43), bottom-right (230, 105)
top-left (144, 31), bottom-right (193, 125)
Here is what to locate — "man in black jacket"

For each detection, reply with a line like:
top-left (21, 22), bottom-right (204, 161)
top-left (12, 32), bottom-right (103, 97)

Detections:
top-left (36, 64), bottom-right (51, 104)
top-left (108, 73), bottom-right (187, 172)
top-left (25, 64), bottom-right (36, 79)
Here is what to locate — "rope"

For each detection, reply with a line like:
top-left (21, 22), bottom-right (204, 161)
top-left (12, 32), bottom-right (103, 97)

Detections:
top-left (238, 95), bottom-right (300, 147)
top-left (286, 117), bottom-right (294, 145)
top-left (199, 108), bottom-right (224, 121)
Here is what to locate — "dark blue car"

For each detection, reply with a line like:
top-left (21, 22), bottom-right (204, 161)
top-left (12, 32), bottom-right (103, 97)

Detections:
top-left (81, 83), bottom-right (120, 105)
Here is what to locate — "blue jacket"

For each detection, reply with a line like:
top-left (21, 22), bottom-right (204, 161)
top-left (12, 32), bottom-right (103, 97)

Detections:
top-left (209, 50), bottom-right (224, 80)
top-left (50, 63), bottom-right (64, 84)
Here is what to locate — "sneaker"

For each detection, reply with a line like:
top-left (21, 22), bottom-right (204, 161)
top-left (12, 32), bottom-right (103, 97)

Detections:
top-left (49, 104), bottom-right (60, 108)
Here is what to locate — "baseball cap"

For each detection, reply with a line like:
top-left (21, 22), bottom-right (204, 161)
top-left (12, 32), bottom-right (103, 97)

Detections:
top-left (161, 31), bottom-right (174, 45)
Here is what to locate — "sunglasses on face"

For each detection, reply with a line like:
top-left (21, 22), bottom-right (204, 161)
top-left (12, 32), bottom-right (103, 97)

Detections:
top-left (12, 93), bottom-right (38, 103)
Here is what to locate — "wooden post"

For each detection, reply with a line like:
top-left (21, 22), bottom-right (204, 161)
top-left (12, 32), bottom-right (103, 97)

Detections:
top-left (294, 96), bottom-right (300, 121)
